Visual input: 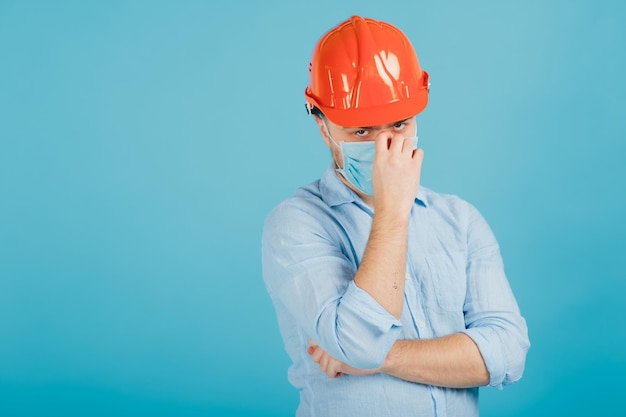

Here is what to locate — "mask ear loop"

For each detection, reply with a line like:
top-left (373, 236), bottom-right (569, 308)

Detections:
top-left (321, 119), bottom-right (341, 147)
top-left (321, 119), bottom-right (345, 170)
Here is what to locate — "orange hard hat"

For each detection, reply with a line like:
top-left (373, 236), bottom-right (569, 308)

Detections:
top-left (305, 16), bottom-right (429, 127)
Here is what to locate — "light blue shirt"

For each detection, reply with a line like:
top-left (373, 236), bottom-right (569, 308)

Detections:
top-left (262, 166), bottom-right (530, 417)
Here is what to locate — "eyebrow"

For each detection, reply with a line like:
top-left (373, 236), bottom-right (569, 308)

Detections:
top-left (347, 117), bottom-right (414, 130)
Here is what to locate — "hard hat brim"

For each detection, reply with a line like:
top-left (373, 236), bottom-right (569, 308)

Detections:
top-left (306, 84), bottom-right (429, 127)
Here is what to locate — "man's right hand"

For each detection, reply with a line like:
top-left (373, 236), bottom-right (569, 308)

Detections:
top-left (308, 340), bottom-right (378, 378)
top-left (372, 133), bottom-right (424, 217)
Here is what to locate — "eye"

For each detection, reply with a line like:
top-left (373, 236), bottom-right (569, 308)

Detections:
top-left (355, 129), bottom-right (369, 137)
top-left (393, 122), bottom-right (407, 130)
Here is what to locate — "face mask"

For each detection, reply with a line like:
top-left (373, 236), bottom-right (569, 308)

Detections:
top-left (336, 136), bottom-right (419, 195)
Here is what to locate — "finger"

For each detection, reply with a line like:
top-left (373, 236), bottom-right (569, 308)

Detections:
top-left (388, 134), bottom-right (406, 153)
top-left (374, 133), bottom-right (389, 154)
top-left (412, 147), bottom-right (425, 164)
top-left (403, 137), bottom-right (418, 153)
top-left (309, 339), bottom-right (317, 348)
top-left (311, 347), bottom-right (324, 363)
top-left (322, 353), bottom-right (343, 378)
top-left (319, 353), bottom-right (329, 373)
top-left (329, 365), bottom-right (343, 379)
top-left (321, 356), bottom-right (338, 378)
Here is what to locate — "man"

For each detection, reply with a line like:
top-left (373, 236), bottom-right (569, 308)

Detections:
top-left (262, 15), bottom-right (529, 417)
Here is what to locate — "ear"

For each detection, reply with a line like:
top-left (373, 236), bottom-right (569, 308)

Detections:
top-left (313, 116), bottom-right (331, 147)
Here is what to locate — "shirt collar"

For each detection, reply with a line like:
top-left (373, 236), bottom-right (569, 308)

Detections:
top-left (319, 164), bottom-right (429, 208)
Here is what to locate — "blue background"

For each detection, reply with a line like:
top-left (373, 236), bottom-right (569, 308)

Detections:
top-left (1, 1), bottom-right (624, 416)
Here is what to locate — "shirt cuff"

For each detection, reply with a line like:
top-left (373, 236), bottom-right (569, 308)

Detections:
top-left (462, 327), bottom-right (505, 388)
top-left (335, 281), bottom-right (403, 368)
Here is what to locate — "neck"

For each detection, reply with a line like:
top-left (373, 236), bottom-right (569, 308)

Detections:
top-left (335, 171), bottom-right (375, 209)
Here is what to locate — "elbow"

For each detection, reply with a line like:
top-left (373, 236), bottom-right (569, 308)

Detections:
top-left (313, 283), bottom-right (403, 369)
top-left (501, 335), bottom-right (531, 387)
top-left (332, 320), bottom-right (401, 369)
top-left (464, 323), bottom-right (530, 388)
top-left (314, 304), bottom-right (402, 369)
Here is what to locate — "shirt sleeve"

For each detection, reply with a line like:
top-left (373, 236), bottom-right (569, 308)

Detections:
top-left (262, 201), bottom-right (402, 369)
top-left (460, 203), bottom-right (531, 388)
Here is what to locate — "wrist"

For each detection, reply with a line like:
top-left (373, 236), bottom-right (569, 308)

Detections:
top-left (379, 340), bottom-right (410, 375)
top-left (372, 206), bottom-right (411, 229)
top-left (373, 194), bottom-right (414, 220)
top-left (378, 346), bottom-right (396, 375)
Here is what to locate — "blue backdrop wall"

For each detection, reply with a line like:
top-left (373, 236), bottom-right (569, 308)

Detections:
top-left (1, 1), bottom-right (624, 416)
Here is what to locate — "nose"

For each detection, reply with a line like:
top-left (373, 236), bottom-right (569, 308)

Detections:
top-left (376, 128), bottom-right (394, 139)
top-left (374, 128), bottom-right (398, 144)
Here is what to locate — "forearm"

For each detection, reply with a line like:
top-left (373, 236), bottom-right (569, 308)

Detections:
top-left (380, 333), bottom-right (490, 388)
top-left (354, 209), bottom-right (409, 318)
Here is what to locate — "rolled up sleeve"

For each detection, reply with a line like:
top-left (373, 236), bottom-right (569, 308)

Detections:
top-left (460, 205), bottom-right (530, 388)
top-left (262, 202), bottom-right (402, 369)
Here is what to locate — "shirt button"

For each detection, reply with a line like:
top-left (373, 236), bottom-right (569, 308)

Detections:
top-left (405, 272), bottom-right (410, 281)
top-left (417, 321), bottom-right (425, 328)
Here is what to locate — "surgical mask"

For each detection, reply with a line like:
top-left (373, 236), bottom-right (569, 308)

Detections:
top-left (335, 136), bottom-right (419, 195)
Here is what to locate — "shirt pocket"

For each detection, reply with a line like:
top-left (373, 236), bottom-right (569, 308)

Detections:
top-left (424, 253), bottom-right (467, 312)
